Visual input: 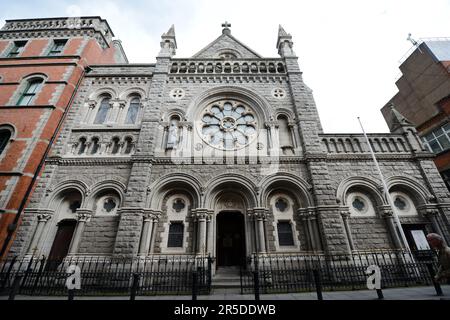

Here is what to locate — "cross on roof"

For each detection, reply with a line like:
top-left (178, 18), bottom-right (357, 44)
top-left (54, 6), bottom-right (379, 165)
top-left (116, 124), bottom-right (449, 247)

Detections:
top-left (222, 21), bottom-right (231, 29)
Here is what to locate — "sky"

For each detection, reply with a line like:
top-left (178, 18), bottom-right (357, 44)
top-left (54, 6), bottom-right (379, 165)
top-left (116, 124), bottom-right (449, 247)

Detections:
top-left (1, 0), bottom-right (449, 133)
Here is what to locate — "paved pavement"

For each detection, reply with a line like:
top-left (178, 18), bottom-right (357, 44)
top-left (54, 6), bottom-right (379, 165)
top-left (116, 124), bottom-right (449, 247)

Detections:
top-left (1, 285), bottom-right (449, 300)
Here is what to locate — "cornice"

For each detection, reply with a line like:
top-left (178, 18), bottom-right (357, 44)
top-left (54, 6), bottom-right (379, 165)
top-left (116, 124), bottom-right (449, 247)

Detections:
top-left (46, 157), bottom-right (133, 166)
top-left (0, 28), bottom-right (110, 49)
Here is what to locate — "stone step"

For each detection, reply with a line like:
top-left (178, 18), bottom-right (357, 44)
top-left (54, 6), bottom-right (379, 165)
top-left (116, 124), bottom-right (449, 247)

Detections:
top-left (211, 287), bottom-right (243, 295)
top-left (211, 280), bottom-right (242, 289)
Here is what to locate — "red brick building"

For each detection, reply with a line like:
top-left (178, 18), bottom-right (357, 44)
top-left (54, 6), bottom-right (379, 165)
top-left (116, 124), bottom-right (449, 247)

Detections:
top-left (382, 39), bottom-right (450, 189)
top-left (0, 17), bottom-right (127, 256)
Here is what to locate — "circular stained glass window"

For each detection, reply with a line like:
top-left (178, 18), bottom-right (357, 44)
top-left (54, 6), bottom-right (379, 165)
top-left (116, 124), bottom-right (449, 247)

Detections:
top-left (394, 196), bottom-right (408, 211)
top-left (352, 198), bottom-right (365, 212)
top-left (199, 100), bottom-right (257, 150)
top-left (103, 198), bottom-right (117, 213)
top-left (275, 198), bottom-right (289, 212)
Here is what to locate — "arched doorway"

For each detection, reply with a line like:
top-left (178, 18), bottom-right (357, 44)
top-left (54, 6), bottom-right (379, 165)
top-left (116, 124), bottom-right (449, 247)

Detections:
top-left (46, 219), bottom-right (77, 270)
top-left (216, 211), bottom-right (246, 268)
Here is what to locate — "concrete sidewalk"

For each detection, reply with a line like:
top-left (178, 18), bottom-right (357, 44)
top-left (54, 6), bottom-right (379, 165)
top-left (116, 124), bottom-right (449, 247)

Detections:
top-left (1, 285), bottom-right (449, 300)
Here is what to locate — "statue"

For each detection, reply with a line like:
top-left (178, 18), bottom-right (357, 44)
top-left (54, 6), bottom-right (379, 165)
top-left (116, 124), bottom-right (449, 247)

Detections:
top-left (166, 118), bottom-right (179, 149)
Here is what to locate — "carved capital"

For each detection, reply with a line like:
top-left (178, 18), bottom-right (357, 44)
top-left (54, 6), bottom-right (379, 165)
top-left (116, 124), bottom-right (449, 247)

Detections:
top-left (192, 208), bottom-right (211, 220)
top-left (251, 207), bottom-right (268, 220)
top-left (37, 212), bottom-right (53, 222)
top-left (143, 209), bottom-right (161, 222)
top-left (377, 206), bottom-right (393, 218)
top-left (76, 209), bottom-right (93, 222)
top-left (297, 208), bottom-right (317, 219)
top-left (422, 208), bottom-right (439, 217)
top-left (339, 208), bottom-right (351, 219)
top-left (86, 100), bottom-right (97, 109)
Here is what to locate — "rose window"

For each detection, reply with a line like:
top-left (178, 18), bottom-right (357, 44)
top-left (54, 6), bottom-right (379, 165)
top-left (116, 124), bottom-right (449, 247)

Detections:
top-left (199, 100), bottom-right (257, 150)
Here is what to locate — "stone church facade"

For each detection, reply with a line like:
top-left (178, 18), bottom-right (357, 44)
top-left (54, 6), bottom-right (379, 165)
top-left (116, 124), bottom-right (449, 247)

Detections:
top-left (9, 22), bottom-right (450, 270)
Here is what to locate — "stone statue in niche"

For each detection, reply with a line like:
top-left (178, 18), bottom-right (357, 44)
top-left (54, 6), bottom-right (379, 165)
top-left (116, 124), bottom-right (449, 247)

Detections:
top-left (166, 118), bottom-right (179, 149)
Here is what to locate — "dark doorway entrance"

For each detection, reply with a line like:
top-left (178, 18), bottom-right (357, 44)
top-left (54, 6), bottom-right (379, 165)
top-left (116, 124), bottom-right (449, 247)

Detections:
top-left (46, 220), bottom-right (76, 270)
top-left (216, 211), bottom-right (246, 267)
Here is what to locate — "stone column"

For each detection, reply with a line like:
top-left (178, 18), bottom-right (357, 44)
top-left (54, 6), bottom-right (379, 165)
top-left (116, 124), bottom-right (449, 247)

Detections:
top-left (68, 210), bottom-right (92, 255)
top-left (266, 122), bottom-right (279, 157)
top-left (298, 209), bottom-right (312, 251)
top-left (423, 207), bottom-right (446, 240)
top-left (28, 212), bottom-right (53, 255)
top-left (114, 100), bottom-right (126, 123)
top-left (83, 100), bottom-right (96, 123)
top-left (339, 208), bottom-right (355, 251)
top-left (307, 209), bottom-right (319, 251)
top-left (379, 207), bottom-right (402, 249)
top-left (253, 208), bottom-right (267, 253)
top-left (193, 208), bottom-right (209, 255)
top-left (105, 100), bottom-right (118, 124)
top-left (138, 210), bottom-right (160, 256)
top-left (288, 121), bottom-right (297, 149)
top-left (206, 210), bottom-right (214, 255)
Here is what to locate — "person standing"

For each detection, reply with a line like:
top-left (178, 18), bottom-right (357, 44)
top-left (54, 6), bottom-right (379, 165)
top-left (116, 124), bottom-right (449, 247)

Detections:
top-left (426, 233), bottom-right (450, 284)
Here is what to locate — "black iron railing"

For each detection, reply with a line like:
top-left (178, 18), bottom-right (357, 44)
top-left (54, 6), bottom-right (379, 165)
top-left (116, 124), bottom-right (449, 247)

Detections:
top-left (240, 249), bottom-right (439, 294)
top-left (0, 254), bottom-right (212, 297)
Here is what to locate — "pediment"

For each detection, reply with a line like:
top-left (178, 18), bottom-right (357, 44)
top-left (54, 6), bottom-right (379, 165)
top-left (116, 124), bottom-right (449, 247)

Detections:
top-left (193, 33), bottom-right (262, 59)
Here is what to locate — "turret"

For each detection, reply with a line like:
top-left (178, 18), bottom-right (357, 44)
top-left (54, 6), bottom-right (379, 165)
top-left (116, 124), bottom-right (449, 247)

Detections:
top-left (277, 25), bottom-right (296, 57)
top-left (159, 24), bottom-right (177, 57)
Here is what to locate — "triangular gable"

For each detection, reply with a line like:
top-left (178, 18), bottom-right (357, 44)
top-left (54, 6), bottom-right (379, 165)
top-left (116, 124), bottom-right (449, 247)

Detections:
top-left (193, 33), bottom-right (262, 59)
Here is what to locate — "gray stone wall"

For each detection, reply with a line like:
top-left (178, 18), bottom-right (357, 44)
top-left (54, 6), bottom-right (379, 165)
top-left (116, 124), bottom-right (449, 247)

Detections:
top-left (78, 216), bottom-right (120, 255)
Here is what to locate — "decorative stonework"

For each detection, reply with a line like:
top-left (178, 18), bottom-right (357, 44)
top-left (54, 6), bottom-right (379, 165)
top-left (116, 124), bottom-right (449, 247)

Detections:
top-left (272, 88), bottom-right (286, 99)
top-left (169, 88), bottom-right (185, 100)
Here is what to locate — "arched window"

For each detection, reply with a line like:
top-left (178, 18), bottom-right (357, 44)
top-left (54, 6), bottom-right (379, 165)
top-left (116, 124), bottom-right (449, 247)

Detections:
top-left (90, 137), bottom-right (100, 155)
top-left (77, 137), bottom-right (87, 155)
top-left (110, 137), bottom-right (121, 155)
top-left (93, 97), bottom-right (111, 124)
top-left (0, 128), bottom-right (12, 155)
top-left (123, 137), bottom-right (133, 154)
top-left (17, 78), bottom-right (43, 106)
top-left (161, 194), bottom-right (190, 252)
top-left (125, 97), bottom-right (140, 124)
top-left (346, 192), bottom-right (376, 216)
top-left (270, 192), bottom-right (299, 250)
top-left (94, 190), bottom-right (121, 216)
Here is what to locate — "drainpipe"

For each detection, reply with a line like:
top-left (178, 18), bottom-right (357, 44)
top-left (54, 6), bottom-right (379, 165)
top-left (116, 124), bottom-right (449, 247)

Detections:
top-left (0, 66), bottom-right (88, 258)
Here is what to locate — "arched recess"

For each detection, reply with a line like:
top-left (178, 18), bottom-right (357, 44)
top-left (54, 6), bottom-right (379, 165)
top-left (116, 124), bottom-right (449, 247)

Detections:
top-left (46, 180), bottom-right (88, 209)
top-left (34, 186), bottom-right (85, 259)
top-left (85, 179), bottom-right (127, 210)
top-left (88, 87), bottom-right (118, 101)
top-left (385, 176), bottom-right (431, 207)
top-left (203, 173), bottom-right (258, 209)
top-left (0, 123), bottom-right (17, 141)
top-left (336, 176), bottom-right (384, 207)
top-left (162, 108), bottom-right (186, 122)
top-left (147, 173), bottom-right (202, 210)
top-left (259, 172), bottom-right (313, 208)
top-left (118, 87), bottom-right (147, 101)
top-left (186, 86), bottom-right (273, 124)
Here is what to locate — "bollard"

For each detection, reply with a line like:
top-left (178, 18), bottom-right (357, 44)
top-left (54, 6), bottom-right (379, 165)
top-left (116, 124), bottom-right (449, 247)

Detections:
top-left (253, 271), bottom-right (260, 301)
top-left (312, 269), bottom-right (323, 301)
top-left (426, 263), bottom-right (443, 296)
top-left (68, 289), bottom-right (75, 301)
top-left (192, 271), bottom-right (198, 301)
top-left (376, 289), bottom-right (384, 300)
top-left (130, 273), bottom-right (140, 301)
top-left (8, 273), bottom-right (23, 301)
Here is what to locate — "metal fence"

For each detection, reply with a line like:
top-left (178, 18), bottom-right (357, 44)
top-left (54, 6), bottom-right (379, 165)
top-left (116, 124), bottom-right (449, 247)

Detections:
top-left (0, 254), bottom-right (212, 297)
top-left (240, 249), bottom-right (439, 294)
